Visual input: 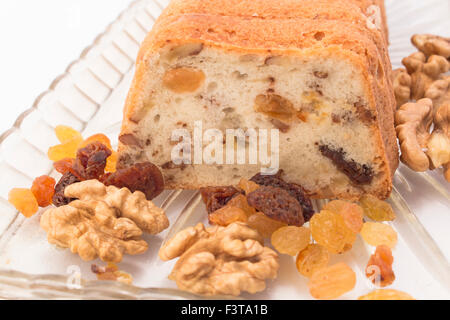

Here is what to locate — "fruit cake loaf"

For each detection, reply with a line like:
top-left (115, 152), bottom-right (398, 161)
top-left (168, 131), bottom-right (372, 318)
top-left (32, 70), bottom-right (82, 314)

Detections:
top-left (118, 0), bottom-right (398, 200)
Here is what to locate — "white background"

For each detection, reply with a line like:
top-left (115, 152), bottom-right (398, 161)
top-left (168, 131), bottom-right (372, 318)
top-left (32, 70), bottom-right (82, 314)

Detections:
top-left (0, 0), bottom-right (134, 135)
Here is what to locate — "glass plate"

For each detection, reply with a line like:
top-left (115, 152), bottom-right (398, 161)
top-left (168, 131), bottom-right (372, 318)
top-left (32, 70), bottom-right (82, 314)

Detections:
top-left (0, 0), bottom-right (449, 300)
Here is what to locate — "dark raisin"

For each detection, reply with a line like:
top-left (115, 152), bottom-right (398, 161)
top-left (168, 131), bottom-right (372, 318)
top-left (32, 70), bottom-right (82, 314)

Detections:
top-left (319, 144), bottom-right (374, 185)
top-left (200, 186), bottom-right (241, 214)
top-left (354, 101), bottom-right (376, 124)
top-left (250, 171), bottom-right (315, 222)
top-left (162, 161), bottom-right (187, 170)
top-left (270, 119), bottom-right (290, 133)
top-left (100, 162), bottom-right (164, 200)
top-left (72, 142), bottom-right (112, 180)
top-left (52, 172), bottom-right (80, 207)
top-left (247, 186), bottom-right (304, 226)
top-left (313, 71), bottom-right (328, 79)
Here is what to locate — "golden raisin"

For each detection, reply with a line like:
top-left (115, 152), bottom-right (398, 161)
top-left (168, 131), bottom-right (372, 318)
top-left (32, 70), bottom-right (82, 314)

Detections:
top-left (310, 210), bottom-right (356, 254)
top-left (31, 175), bottom-right (56, 207)
top-left (247, 212), bottom-right (287, 238)
top-left (271, 226), bottom-right (311, 256)
top-left (226, 194), bottom-right (256, 217)
top-left (48, 137), bottom-right (83, 161)
top-left (359, 194), bottom-right (396, 221)
top-left (254, 94), bottom-right (296, 121)
top-left (361, 222), bottom-right (398, 248)
top-left (366, 245), bottom-right (395, 287)
top-left (209, 206), bottom-right (248, 226)
top-left (308, 263), bottom-right (356, 300)
top-left (163, 67), bottom-right (205, 93)
top-left (323, 200), bottom-right (364, 233)
top-left (55, 125), bottom-right (82, 143)
top-left (296, 244), bottom-right (330, 278)
top-left (92, 263), bottom-right (133, 285)
top-left (358, 289), bottom-right (414, 300)
top-left (238, 178), bottom-right (260, 195)
top-left (8, 188), bottom-right (39, 218)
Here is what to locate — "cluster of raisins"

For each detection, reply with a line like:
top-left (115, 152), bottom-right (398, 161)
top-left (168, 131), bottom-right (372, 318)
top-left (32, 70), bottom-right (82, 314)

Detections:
top-left (201, 172), bottom-right (315, 236)
top-left (9, 125), bottom-right (164, 216)
top-left (200, 174), bottom-right (405, 300)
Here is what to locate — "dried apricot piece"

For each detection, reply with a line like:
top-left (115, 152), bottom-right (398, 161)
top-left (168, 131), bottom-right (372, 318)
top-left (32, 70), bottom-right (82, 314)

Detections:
top-left (361, 222), bottom-right (398, 248)
top-left (308, 263), bottom-right (356, 300)
top-left (226, 194), bottom-right (256, 217)
top-left (310, 210), bottom-right (356, 254)
top-left (48, 136), bottom-right (83, 161)
top-left (323, 200), bottom-right (364, 233)
top-left (366, 245), bottom-right (395, 287)
top-left (53, 158), bottom-right (75, 174)
top-left (359, 194), bottom-right (396, 222)
top-left (238, 178), bottom-right (260, 195)
top-left (8, 188), bottom-right (39, 218)
top-left (247, 212), bottom-right (287, 238)
top-left (31, 175), bottom-right (56, 207)
top-left (358, 289), bottom-right (414, 300)
top-left (80, 133), bottom-right (112, 150)
top-left (271, 226), bottom-right (311, 256)
top-left (296, 244), bottom-right (330, 278)
top-left (209, 206), bottom-right (248, 226)
top-left (55, 125), bottom-right (82, 143)
top-left (105, 151), bottom-right (118, 173)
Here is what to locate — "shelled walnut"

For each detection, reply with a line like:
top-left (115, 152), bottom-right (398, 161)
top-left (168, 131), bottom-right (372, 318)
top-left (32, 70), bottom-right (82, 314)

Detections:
top-left (394, 33), bottom-right (450, 182)
top-left (159, 222), bottom-right (279, 296)
top-left (425, 76), bottom-right (450, 114)
top-left (395, 99), bottom-right (433, 172)
top-left (412, 34), bottom-right (450, 59)
top-left (402, 52), bottom-right (449, 100)
top-left (40, 180), bottom-right (169, 262)
top-left (392, 68), bottom-right (411, 108)
top-left (427, 104), bottom-right (450, 181)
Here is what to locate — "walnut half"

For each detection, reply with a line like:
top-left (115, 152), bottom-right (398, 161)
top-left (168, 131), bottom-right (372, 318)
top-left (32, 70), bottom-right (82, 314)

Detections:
top-left (40, 180), bottom-right (169, 262)
top-left (412, 34), bottom-right (450, 59)
top-left (427, 104), bottom-right (450, 179)
top-left (391, 68), bottom-right (411, 109)
top-left (395, 98), bottom-right (433, 172)
top-left (159, 222), bottom-right (279, 296)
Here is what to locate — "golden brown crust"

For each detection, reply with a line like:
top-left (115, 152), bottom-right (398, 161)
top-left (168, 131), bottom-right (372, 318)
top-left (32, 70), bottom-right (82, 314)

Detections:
top-left (119, 1), bottom-right (398, 199)
top-left (163, 0), bottom-right (389, 40)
